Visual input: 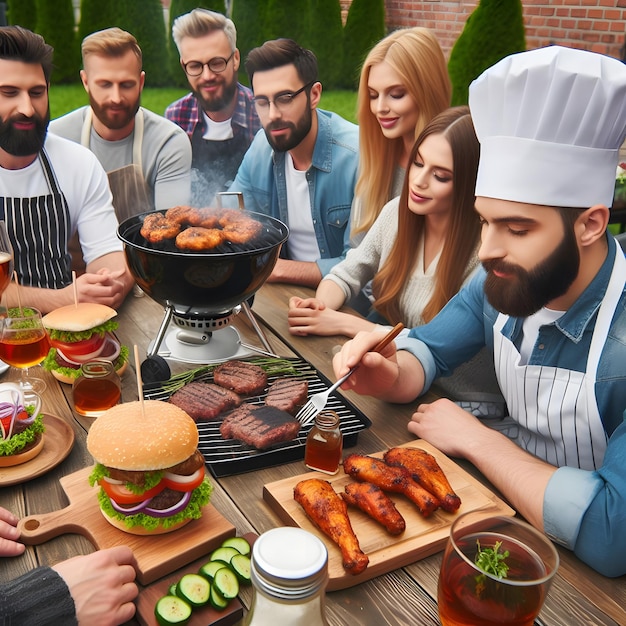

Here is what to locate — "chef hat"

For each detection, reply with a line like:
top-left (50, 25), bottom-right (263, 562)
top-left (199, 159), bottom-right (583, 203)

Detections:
top-left (469, 45), bottom-right (626, 208)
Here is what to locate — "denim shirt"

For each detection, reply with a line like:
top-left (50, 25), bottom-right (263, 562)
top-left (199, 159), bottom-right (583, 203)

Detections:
top-left (229, 109), bottom-right (359, 276)
top-left (396, 234), bottom-right (626, 577)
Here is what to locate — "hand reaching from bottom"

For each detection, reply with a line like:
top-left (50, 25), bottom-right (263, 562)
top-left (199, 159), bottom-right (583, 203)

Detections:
top-left (53, 546), bottom-right (138, 626)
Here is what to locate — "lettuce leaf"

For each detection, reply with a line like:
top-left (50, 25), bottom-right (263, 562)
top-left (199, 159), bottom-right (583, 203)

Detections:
top-left (47, 319), bottom-right (119, 343)
top-left (96, 478), bottom-right (213, 531)
top-left (0, 413), bottom-right (45, 456)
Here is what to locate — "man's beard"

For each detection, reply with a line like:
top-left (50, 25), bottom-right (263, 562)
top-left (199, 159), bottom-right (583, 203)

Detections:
top-left (263, 104), bottom-right (312, 152)
top-left (0, 108), bottom-right (50, 156)
top-left (483, 224), bottom-right (580, 317)
top-left (89, 94), bottom-right (140, 131)
top-left (193, 74), bottom-right (238, 113)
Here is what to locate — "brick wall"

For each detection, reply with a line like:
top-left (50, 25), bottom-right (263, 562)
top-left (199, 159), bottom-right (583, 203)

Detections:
top-left (383, 1), bottom-right (626, 60)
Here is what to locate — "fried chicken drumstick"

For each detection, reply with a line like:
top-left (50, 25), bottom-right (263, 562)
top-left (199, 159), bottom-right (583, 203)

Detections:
top-left (343, 454), bottom-right (440, 517)
top-left (294, 478), bottom-right (369, 575)
top-left (341, 482), bottom-right (406, 535)
top-left (383, 447), bottom-right (461, 513)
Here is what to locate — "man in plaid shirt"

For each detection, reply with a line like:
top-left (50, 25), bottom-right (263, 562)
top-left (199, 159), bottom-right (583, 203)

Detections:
top-left (166, 9), bottom-right (260, 205)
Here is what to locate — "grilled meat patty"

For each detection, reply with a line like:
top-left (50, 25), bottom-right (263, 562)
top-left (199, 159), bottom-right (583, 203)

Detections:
top-left (220, 404), bottom-right (301, 449)
top-left (213, 360), bottom-right (268, 396)
top-left (265, 377), bottom-right (309, 415)
top-left (169, 381), bottom-right (241, 421)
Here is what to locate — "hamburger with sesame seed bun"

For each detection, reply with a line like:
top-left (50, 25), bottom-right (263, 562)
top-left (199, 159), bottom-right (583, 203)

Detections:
top-left (87, 400), bottom-right (212, 535)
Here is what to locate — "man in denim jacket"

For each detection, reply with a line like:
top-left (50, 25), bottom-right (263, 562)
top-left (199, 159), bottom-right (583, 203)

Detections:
top-left (229, 39), bottom-right (359, 288)
top-left (332, 46), bottom-right (626, 577)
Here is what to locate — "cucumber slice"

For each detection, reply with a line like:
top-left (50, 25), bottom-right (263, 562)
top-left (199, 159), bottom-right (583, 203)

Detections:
top-left (168, 582), bottom-right (177, 596)
top-left (199, 560), bottom-right (228, 582)
top-left (209, 546), bottom-right (239, 564)
top-left (209, 584), bottom-right (229, 611)
top-left (230, 553), bottom-right (251, 585)
top-left (176, 573), bottom-right (210, 608)
top-left (213, 566), bottom-right (240, 600)
top-left (155, 595), bottom-right (192, 626)
top-left (221, 536), bottom-right (251, 556)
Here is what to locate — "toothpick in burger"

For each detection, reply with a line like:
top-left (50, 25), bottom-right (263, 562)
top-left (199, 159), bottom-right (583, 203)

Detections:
top-left (87, 400), bottom-right (213, 535)
top-left (42, 303), bottom-right (129, 384)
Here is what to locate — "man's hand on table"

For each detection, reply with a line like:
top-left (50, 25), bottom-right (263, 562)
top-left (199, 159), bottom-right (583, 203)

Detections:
top-left (53, 546), bottom-right (138, 626)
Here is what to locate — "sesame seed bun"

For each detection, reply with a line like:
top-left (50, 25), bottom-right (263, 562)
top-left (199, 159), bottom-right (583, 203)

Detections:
top-left (42, 303), bottom-right (117, 332)
top-left (86, 400), bottom-right (198, 471)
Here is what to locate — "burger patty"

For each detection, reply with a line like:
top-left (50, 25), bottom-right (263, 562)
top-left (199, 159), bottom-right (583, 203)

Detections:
top-left (220, 404), bottom-right (301, 450)
top-left (169, 381), bottom-right (241, 421)
top-left (213, 360), bottom-right (268, 396)
top-left (265, 377), bottom-right (309, 415)
top-left (106, 450), bottom-right (205, 486)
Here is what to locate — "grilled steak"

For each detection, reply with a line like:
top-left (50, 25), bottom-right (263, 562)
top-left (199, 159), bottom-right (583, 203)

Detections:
top-left (220, 404), bottom-right (301, 449)
top-left (213, 360), bottom-right (268, 395)
top-left (169, 381), bottom-right (241, 421)
top-left (265, 377), bottom-right (309, 415)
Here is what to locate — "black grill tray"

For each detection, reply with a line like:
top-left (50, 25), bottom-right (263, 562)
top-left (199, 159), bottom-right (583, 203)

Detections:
top-left (143, 357), bottom-right (371, 477)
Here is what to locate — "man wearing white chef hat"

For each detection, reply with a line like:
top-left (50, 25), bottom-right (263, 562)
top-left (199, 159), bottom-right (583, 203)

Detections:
top-left (331, 45), bottom-right (626, 578)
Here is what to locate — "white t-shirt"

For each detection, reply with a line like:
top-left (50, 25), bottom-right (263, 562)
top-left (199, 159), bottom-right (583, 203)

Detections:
top-left (202, 110), bottom-right (234, 141)
top-left (0, 133), bottom-right (122, 266)
top-left (285, 153), bottom-right (320, 261)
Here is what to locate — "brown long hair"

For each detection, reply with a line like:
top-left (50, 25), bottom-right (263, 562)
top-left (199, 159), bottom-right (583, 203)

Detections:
top-left (372, 106), bottom-right (480, 324)
top-left (353, 27), bottom-right (451, 236)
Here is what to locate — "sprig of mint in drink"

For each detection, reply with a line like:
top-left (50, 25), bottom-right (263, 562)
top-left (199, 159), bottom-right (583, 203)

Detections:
top-left (474, 540), bottom-right (509, 597)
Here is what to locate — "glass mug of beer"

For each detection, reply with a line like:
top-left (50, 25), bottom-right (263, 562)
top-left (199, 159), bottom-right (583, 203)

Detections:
top-left (438, 511), bottom-right (559, 626)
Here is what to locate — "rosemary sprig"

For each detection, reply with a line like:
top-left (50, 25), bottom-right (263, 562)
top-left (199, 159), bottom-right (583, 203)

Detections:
top-left (152, 357), bottom-right (301, 396)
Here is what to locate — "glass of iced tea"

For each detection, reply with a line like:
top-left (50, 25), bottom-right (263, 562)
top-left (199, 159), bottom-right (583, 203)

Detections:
top-left (0, 308), bottom-right (50, 394)
top-left (438, 511), bottom-right (559, 626)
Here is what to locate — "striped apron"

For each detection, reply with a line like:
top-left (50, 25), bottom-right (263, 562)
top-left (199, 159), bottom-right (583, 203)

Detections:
top-left (492, 241), bottom-right (625, 470)
top-left (0, 150), bottom-right (71, 289)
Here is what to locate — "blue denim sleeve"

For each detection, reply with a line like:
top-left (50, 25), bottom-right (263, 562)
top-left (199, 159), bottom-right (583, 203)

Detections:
top-left (545, 413), bottom-right (626, 577)
top-left (397, 270), bottom-right (493, 393)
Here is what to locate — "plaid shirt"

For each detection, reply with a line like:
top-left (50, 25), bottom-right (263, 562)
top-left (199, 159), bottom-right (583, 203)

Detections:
top-left (165, 83), bottom-right (261, 144)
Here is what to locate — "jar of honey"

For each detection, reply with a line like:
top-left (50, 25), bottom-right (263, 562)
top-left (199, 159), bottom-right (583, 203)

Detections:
top-left (304, 410), bottom-right (343, 474)
top-left (72, 359), bottom-right (121, 417)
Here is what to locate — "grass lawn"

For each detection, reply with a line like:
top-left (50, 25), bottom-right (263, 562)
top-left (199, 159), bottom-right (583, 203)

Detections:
top-left (49, 85), bottom-right (358, 124)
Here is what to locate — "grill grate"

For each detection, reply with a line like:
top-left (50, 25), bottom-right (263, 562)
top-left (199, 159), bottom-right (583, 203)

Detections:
top-left (143, 357), bottom-right (371, 477)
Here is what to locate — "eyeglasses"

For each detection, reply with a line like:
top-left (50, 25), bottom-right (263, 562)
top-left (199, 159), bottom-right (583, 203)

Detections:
top-left (183, 51), bottom-right (234, 76)
top-left (253, 81), bottom-right (314, 113)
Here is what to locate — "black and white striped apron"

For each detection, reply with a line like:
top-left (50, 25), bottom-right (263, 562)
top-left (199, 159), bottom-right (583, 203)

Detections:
top-left (0, 149), bottom-right (72, 289)
top-left (491, 241), bottom-right (625, 470)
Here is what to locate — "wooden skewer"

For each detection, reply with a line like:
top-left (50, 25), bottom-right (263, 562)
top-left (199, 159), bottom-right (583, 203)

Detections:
top-left (133, 345), bottom-right (145, 417)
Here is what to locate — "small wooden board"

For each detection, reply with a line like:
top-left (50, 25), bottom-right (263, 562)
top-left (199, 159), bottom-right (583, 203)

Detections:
top-left (18, 466), bottom-right (236, 585)
top-left (263, 440), bottom-right (515, 591)
top-left (135, 533), bottom-right (257, 626)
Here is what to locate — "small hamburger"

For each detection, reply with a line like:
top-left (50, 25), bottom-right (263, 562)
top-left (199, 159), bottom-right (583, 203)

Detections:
top-left (87, 400), bottom-right (212, 535)
top-left (42, 303), bottom-right (129, 384)
top-left (0, 383), bottom-right (45, 467)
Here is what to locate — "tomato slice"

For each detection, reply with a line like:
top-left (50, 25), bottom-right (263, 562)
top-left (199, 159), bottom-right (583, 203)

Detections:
top-left (162, 468), bottom-right (205, 492)
top-left (50, 333), bottom-right (105, 361)
top-left (98, 478), bottom-right (165, 505)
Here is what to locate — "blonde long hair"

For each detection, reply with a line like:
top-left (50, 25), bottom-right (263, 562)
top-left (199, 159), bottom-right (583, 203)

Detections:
top-left (353, 27), bottom-right (451, 236)
top-left (372, 107), bottom-right (480, 325)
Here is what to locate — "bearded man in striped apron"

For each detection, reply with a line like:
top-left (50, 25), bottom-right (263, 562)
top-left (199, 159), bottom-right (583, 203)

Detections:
top-left (0, 27), bottom-right (133, 314)
top-left (332, 46), bottom-right (626, 578)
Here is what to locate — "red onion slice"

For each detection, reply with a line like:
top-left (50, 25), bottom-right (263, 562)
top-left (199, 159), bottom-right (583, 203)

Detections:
top-left (110, 497), bottom-right (152, 515)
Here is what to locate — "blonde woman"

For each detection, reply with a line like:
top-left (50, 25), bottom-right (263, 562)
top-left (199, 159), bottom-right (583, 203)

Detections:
top-left (352, 27), bottom-right (451, 242)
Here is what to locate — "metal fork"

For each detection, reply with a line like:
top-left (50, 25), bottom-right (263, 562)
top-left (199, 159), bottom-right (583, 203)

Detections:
top-left (295, 322), bottom-right (404, 426)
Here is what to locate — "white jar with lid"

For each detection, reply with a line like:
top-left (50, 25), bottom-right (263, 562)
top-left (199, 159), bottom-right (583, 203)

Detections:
top-left (243, 527), bottom-right (330, 626)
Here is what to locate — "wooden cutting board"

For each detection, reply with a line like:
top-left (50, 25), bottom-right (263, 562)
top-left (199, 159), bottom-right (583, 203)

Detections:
top-left (263, 440), bottom-right (515, 591)
top-left (18, 466), bottom-right (236, 585)
top-left (135, 533), bottom-right (257, 626)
